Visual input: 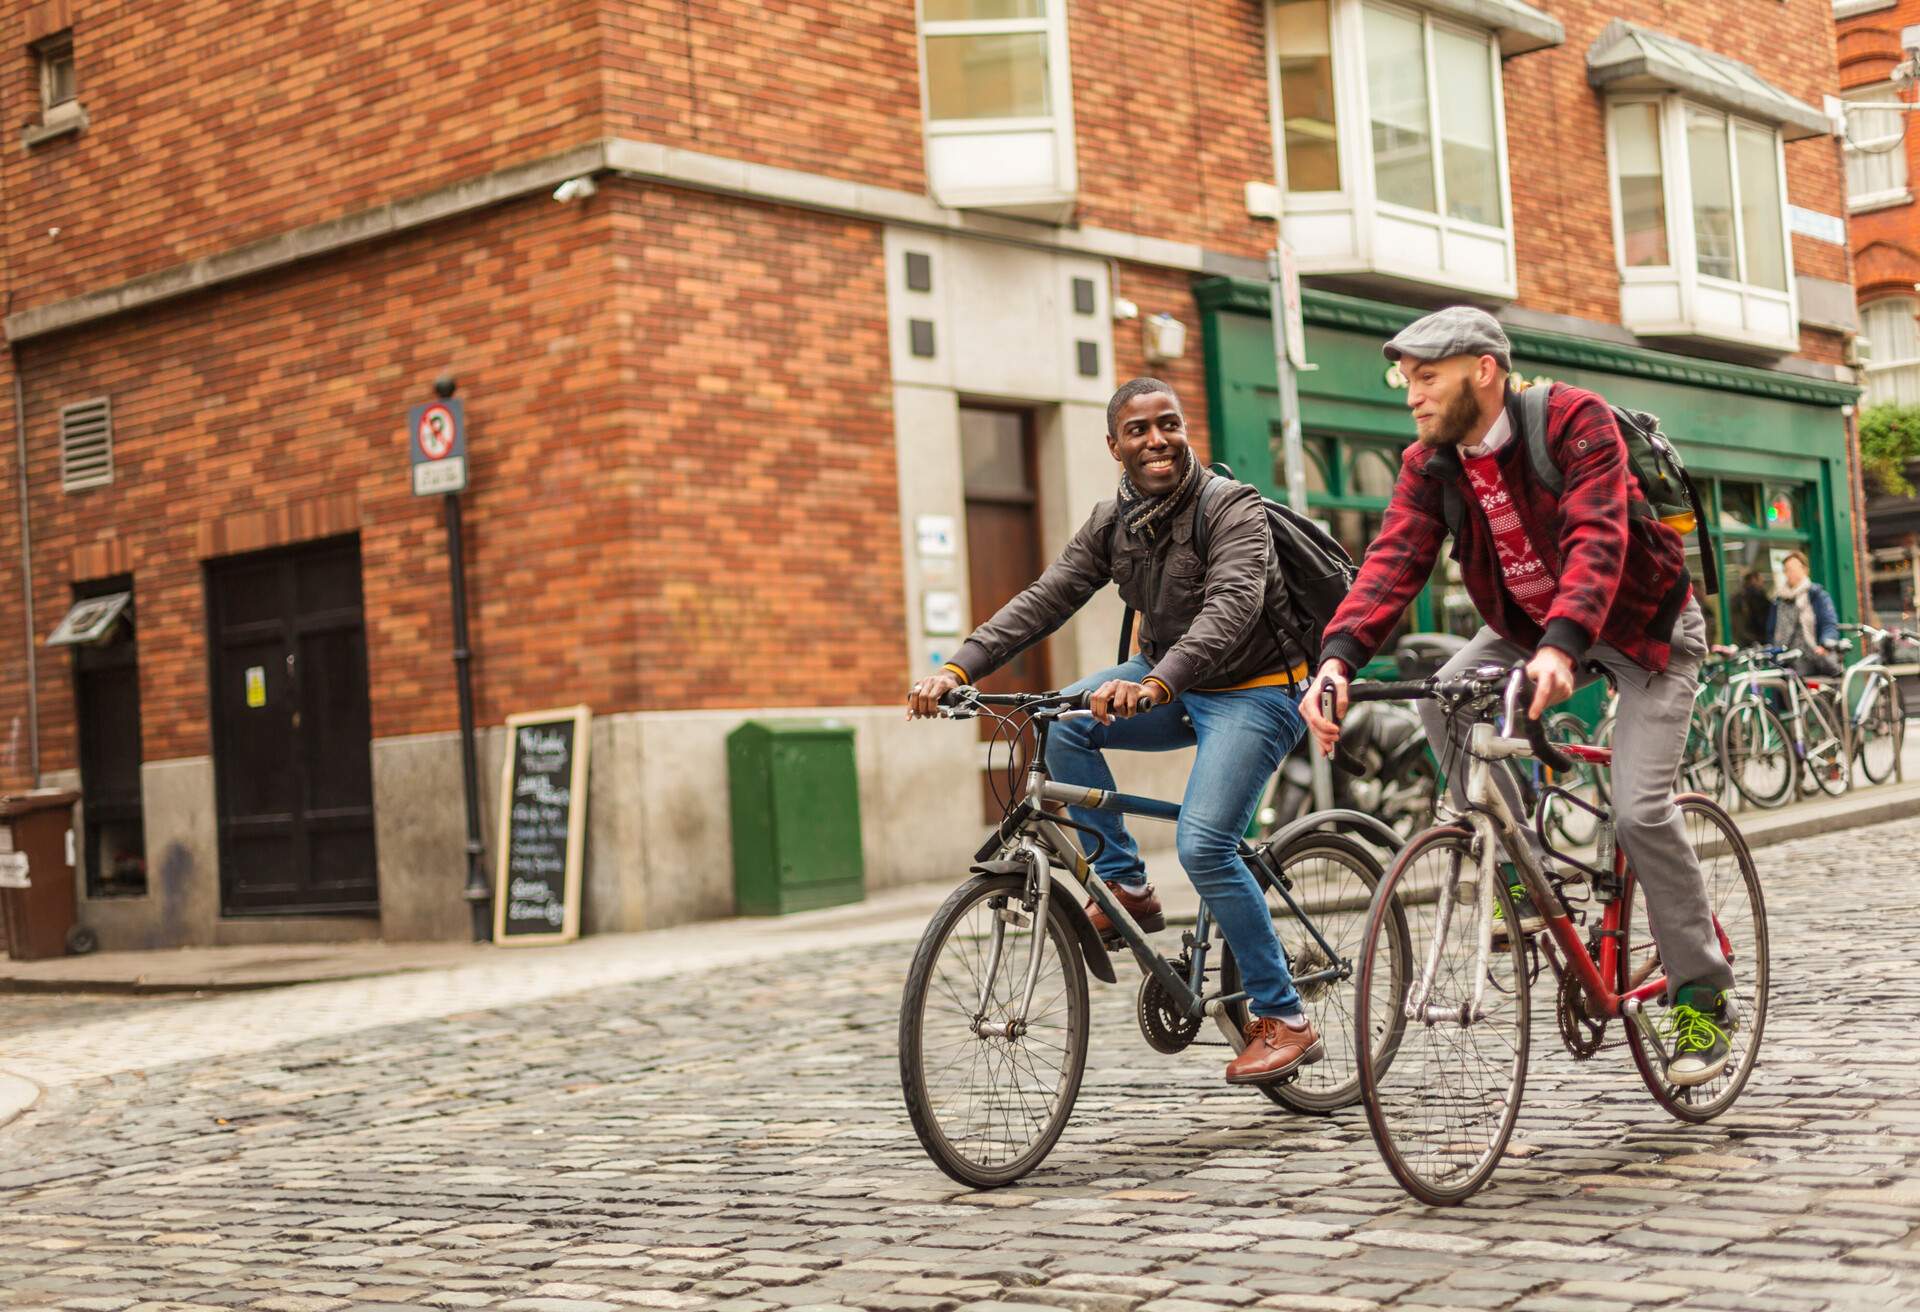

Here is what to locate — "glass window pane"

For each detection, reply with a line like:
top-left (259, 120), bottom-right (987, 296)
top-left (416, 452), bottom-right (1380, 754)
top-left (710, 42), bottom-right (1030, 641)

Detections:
top-left (1612, 102), bottom-right (1669, 266)
top-left (1351, 446), bottom-right (1398, 499)
top-left (1865, 297), bottom-right (1920, 362)
top-left (1287, 434), bottom-right (1334, 498)
top-left (924, 0), bottom-right (1045, 18)
top-left (1762, 484), bottom-right (1800, 532)
top-left (1736, 124), bottom-right (1786, 291)
top-left (1365, 5), bottom-right (1435, 213)
top-left (1844, 85), bottom-right (1907, 201)
top-left (926, 32), bottom-right (1050, 121)
top-left (1276, 0), bottom-right (1341, 192)
top-left (1688, 108), bottom-right (1737, 281)
top-left (1434, 27), bottom-right (1500, 226)
top-left (960, 409), bottom-right (1030, 497)
top-left (1718, 479), bottom-right (1761, 531)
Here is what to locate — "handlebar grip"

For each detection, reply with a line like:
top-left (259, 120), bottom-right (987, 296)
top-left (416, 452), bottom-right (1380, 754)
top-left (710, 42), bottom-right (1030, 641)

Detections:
top-left (1524, 712), bottom-right (1576, 774)
top-left (1346, 680), bottom-right (1433, 702)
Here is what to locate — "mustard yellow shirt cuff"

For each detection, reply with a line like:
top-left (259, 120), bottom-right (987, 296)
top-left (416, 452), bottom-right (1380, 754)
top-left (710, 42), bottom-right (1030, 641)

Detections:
top-left (1142, 676), bottom-right (1174, 703)
top-left (942, 662), bottom-right (971, 685)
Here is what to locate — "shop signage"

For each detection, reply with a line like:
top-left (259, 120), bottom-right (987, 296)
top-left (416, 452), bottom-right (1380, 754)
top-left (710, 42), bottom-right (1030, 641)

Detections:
top-left (409, 398), bottom-right (468, 496)
top-left (493, 705), bottom-right (592, 945)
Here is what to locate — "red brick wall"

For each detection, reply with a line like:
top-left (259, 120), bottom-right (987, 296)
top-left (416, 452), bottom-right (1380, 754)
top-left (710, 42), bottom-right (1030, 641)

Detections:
top-left (1504, 0), bottom-right (1850, 364)
top-left (1839, 4), bottom-right (1920, 300)
top-left (608, 183), bottom-right (907, 711)
top-left (7, 198), bottom-right (636, 770)
top-left (1112, 262), bottom-right (1215, 466)
top-left (1, 0), bottom-right (603, 306)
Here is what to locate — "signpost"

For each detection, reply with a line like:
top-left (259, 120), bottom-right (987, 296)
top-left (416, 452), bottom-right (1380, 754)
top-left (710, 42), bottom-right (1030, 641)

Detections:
top-left (410, 381), bottom-right (490, 940)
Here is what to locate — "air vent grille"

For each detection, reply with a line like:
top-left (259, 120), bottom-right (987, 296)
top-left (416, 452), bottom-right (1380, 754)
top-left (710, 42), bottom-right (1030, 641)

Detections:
top-left (60, 398), bottom-right (112, 492)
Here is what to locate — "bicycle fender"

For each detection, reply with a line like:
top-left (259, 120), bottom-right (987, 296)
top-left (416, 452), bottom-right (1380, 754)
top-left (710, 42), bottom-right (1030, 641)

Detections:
top-left (1264, 807), bottom-right (1405, 857)
top-left (967, 861), bottom-right (1117, 984)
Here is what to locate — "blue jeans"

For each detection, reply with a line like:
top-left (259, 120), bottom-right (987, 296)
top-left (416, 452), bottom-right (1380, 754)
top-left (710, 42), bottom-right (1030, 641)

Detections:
top-left (1046, 655), bottom-right (1307, 1018)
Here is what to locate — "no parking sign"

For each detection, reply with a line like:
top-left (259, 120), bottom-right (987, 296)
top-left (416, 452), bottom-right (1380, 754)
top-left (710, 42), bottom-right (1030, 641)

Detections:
top-left (408, 398), bottom-right (468, 496)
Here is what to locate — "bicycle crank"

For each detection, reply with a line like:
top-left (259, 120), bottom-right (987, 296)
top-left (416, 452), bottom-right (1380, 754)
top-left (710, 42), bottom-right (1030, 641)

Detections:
top-left (1136, 969), bottom-right (1202, 1054)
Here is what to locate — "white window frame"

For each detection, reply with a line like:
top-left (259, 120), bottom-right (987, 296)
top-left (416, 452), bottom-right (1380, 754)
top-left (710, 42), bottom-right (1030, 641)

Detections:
top-left (1843, 82), bottom-right (1910, 213)
top-left (24, 30), bottom-right (85, 147)
top-left (1834, 0), bottom-right (1898, 17)
top-left (916, 3), bottom-right (1078, 221)
top-left (1266, 0), bottom-right (1517, 301)
top-left (1861, 296), bottom-right (1920, 406)
top-left (1604, 93), bottom-right (1798, 353)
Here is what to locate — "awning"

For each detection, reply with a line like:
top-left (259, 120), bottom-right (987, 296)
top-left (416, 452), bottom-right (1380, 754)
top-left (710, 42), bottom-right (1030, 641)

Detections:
top-left (1586, 20), bottom-right (1832, 141)
top-left (46, 592), bottom-right (130, 647)
top-left (1423, 0), bottom-right (1563, 58)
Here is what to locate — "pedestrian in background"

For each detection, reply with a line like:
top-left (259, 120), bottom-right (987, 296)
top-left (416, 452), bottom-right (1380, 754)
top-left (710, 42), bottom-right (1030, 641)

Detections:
top-left (1769, 550), bottom-right (1841, 677)
top-left (1732, 567), bottom-right (1772, 647)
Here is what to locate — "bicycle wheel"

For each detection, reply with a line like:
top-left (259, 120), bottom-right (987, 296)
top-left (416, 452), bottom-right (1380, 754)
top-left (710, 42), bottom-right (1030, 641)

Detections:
top-left (1719, 699), bottom-right (1793, 810)
top-left (1217, 834), bottom-right (1411, 1114)
top-left (1799, 690), bottom-right (1850, 796)
top-left (1543, 712), bottom-right (1603, 848)
top-left (1355, 827), bottom-right (1530, 1206)
top-left (1620, 796), bottom-right (1768, 1123)
top-left (899, 872), bottom-right (1090, 1188)
top-left (1678, 704), bottom-right (1726, 800)
top-left (1856, 676), bottom-right (1905, 786)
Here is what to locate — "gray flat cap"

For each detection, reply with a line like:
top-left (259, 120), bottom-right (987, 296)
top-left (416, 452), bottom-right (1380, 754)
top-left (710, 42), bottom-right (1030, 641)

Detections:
top-left (1383, 306), bottom-right (1512, 371)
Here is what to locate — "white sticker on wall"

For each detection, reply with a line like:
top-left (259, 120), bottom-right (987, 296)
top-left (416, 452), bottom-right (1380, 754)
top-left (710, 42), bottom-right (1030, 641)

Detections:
top-left (916, 514), bottom-right (957, 558)
top-left (923, 591), bottom-right (964, 636)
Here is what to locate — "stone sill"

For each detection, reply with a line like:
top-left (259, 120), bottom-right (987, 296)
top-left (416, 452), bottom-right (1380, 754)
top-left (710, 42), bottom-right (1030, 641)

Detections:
top-left (1848, 191), bottom-right (1912, 217)
top-left (22, 102), bottom-right (86, 148)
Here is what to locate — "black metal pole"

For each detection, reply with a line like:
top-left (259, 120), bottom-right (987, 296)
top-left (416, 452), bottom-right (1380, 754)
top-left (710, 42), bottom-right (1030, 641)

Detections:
top-left (445, 490), bottom-right (490, 941)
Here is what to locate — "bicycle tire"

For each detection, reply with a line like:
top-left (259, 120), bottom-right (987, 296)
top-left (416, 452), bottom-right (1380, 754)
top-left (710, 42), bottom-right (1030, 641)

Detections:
top-left (1217, 834), bottom-right (1412, 1115)
top-left (1719, 699), bottom-right (1793, 810)
top-left (1856, 677), bottom-right (1905, 786)
top-left (899, 872), bottom-right (1090, 1188)
top-left (1620, 796), bottom-right (1768, 1124)
top-left (1356, 826), bottom-right (1531, 1206)
top-left (1799, 690), bottom-right (1850, 797)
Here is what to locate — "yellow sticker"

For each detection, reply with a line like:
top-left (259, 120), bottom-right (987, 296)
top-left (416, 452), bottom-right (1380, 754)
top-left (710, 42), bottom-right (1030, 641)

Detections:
top-left (245, 666), bottom-right (266, 709)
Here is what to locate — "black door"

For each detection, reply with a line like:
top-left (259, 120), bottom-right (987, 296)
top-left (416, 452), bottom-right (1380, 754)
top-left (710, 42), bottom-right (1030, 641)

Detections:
top-left (206, 537), bottom-right (378, 915)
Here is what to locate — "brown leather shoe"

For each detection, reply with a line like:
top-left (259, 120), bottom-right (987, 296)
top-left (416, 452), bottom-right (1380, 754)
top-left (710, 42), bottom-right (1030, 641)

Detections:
top-left (1085, 881), bottom-right (1165, 938)
top-left (1225, 1016), bottom-right (1324, 1085)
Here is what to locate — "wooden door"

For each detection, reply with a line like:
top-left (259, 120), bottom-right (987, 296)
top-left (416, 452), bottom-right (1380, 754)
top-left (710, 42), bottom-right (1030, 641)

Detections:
top-left (962, 408), bottom-right (1049, 821)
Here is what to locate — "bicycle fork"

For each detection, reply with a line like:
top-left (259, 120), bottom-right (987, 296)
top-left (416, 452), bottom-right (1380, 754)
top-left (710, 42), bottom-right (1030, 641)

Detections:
top-left (1406, 821), bottom-right (1497, 1026)
top-left (973, 837), bottom-right (1054, 1039)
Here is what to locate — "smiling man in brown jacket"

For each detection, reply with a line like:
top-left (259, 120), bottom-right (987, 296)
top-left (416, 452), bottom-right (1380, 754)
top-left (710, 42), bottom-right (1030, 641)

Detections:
top-left (907, 379), bottom-right (1322, 1086)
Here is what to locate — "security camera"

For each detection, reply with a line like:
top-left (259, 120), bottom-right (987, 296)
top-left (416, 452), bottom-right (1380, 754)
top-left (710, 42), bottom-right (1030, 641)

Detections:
top-left (552, 176), bottom-right (597, 204)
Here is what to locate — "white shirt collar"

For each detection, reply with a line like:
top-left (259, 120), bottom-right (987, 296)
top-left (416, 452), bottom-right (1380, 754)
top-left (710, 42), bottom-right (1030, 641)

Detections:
top-left (1460, 408), bottom-right (1511, 459)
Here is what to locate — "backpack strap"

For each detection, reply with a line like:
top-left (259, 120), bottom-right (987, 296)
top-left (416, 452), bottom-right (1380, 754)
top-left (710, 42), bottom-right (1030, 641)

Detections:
top-left (1189, 471), bottom-right (1224, 561)
top-left (1517, 384), bottom-right (1561, 495)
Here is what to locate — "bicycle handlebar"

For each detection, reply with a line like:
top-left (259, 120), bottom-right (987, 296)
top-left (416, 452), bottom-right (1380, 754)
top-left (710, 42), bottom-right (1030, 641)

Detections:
top-left (1334, 665), bottom-right (1576, 773)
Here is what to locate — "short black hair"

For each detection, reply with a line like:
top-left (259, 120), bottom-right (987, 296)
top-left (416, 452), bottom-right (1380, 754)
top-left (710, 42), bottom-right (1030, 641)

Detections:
top-left (1107, 377), bottom-right (1180, 434)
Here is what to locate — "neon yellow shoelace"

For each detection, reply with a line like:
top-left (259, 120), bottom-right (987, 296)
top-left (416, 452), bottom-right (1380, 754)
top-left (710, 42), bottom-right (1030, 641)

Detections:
top-left (1664, 1004), bottom-right (1729, 1054)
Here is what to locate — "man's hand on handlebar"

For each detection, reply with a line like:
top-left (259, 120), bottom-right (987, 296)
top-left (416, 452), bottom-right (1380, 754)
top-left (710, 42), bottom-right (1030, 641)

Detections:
top-left (907, 670), bottom-right (961, 720)
top-left (1089, 679), bottom-right (1157, 724)
top-left (1524, 646), bottom-right (1576, 719)
top-left (1301, 660), bottom-right (1349, 758)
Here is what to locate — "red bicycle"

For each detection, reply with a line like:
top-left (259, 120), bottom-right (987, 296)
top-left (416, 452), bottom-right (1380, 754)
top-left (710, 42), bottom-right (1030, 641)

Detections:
top-left (1345, 665), bottom-right (1769, 1205)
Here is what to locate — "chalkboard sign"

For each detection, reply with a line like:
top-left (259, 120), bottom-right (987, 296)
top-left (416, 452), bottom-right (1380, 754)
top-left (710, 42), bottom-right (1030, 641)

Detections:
top-left (492, 705), bottom-right (591, 945)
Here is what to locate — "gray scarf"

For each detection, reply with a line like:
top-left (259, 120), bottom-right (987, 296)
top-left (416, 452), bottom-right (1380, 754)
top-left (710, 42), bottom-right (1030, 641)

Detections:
top-left (1117, 449), bottom-right (1202, 542)
top-left (1772, 579), bottom-right (1816, 649)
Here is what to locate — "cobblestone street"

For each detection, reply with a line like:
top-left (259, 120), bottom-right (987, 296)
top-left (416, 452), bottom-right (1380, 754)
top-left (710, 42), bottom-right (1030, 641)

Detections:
top-left (2, 818), bottom-right (1918, 1312)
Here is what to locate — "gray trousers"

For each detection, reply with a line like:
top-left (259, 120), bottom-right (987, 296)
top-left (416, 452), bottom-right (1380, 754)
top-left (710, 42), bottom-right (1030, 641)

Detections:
top-left (1417, 600), bottom-right (1735, 996)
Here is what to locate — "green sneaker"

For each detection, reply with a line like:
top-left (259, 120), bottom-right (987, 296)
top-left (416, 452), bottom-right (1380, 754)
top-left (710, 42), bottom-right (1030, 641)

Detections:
top-left (1490, 867), bottom-right (1544, 948)
top-left (1664, 983), bottom-right (1733, 1088)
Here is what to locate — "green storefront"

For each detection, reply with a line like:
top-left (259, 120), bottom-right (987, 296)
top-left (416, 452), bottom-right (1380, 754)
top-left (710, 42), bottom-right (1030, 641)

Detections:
top-left (1197, 279), bottom-right (1862, 701)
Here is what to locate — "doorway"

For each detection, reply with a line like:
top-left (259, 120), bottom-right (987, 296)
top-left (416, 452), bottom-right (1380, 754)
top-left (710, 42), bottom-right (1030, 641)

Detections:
top-left (205, 536), bottom-right (378, 915)
top-left (961, 407), bottom-right (1050, 821)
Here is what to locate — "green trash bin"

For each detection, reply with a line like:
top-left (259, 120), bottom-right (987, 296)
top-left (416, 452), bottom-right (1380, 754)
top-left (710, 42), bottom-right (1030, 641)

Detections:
top-left (727, 719), bottom-right (866, 915)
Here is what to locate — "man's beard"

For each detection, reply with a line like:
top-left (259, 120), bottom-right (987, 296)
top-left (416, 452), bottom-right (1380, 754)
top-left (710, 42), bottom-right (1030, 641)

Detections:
top-left (1416, 379), bottom-right (1484, 448)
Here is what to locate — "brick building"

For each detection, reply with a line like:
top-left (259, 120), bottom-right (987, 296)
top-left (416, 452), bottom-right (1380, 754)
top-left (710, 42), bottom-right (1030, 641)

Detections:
top-left (0, 0), bottom-right (1862, 951)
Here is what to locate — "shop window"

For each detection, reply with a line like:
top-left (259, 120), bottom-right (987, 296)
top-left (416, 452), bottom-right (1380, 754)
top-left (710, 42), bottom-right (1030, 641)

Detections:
top-left (1270, 0), bottom-right (1561, 302)
top-left (1861, 297), bottom-right (1920, 407)
top-left (52, 578), bottom-right (146, 898)
top-left (1844, 83), bottom-right (1909, 212)
top-left (1594, 24), bottom-right (1821, 355)
top-left (1718, 479), bottom-right (1762, 531)
top-left (919, 0), bottom-right (1077, 220)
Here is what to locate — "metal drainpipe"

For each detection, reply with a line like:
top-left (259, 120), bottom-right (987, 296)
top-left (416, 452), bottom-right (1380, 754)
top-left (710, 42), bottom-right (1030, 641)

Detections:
top-left (10, 349), bottom-right (39, 786)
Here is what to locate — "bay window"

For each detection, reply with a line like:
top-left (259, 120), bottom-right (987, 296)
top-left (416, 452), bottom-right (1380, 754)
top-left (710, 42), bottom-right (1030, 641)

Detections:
top-left (1268, 0), bottom-right (1561, 302)
top-left (918, 1), bottom-right (1078, 220)
top-left (1862, 297), bottom-right (1920, 406)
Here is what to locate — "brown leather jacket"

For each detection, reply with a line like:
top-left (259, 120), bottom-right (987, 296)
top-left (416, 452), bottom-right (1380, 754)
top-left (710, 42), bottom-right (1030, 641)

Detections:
top-left (948, 473), bottom-right (1303, 699)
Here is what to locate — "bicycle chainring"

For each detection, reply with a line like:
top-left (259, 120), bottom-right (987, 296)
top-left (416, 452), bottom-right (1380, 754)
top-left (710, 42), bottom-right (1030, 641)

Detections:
top-left (1556, 965), bottom-right (1608, 1060)
top-left (1136, 969), bottom-right (1202, 1054)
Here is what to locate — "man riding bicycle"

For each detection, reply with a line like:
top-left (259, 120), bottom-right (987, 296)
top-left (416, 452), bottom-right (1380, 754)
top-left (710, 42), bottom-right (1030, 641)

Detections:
top-left (907, 378), bottom-right (1322, 1086)
top-left (1301, 307), bottom-right (1737, 1088)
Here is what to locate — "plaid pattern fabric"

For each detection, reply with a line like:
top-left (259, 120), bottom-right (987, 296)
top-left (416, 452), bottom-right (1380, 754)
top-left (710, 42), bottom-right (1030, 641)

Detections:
top-left (1320, 383), bottom-right (1692, 676)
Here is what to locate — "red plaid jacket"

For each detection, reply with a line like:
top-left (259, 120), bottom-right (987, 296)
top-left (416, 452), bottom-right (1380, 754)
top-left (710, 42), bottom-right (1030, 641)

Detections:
top-left (1320, 383), bottom-right (1693, 677)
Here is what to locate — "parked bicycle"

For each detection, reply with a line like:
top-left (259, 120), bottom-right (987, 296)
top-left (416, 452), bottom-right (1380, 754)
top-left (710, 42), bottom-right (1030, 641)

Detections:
top-left (1836, 623), bottom-right (1907, 785)
top-left (898, 686), bottom-right (1412, 1188)
top-left (1718, 645), bottom-right (1848, 808)
top-left (1339, 665), bottom-right (1767, 1205)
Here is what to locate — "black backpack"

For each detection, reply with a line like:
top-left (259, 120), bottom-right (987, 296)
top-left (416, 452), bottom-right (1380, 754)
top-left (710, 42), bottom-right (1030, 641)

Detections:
top-left (1440, 384), bottom-right (1719, 596)
top-left (1115, 469), bottom-right (1357, 675)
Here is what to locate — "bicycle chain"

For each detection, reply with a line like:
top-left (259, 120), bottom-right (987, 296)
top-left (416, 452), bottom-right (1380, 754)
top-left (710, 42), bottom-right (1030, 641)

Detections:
top-left (1556, 964), bottom-right (1608, 1060)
